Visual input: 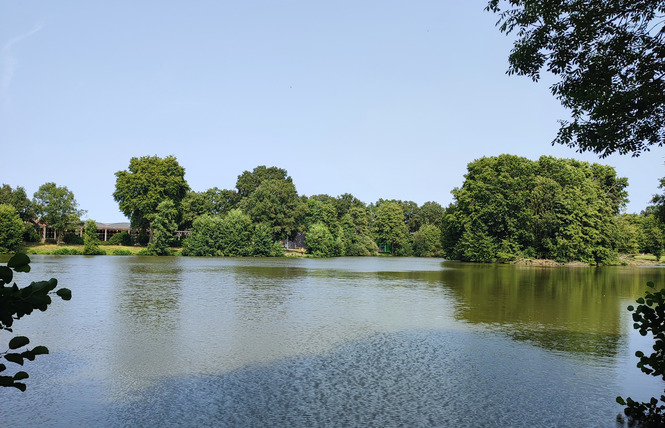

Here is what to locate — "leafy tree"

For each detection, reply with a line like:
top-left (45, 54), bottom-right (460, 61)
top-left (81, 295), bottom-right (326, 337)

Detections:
top-left (639, 214), bottom-right (664, 261)
top-left (305, 222), bottom-right (336, 258)
top-left (180, 187), bottom-right (240, 230)
top-left (372, 200), bottom-right (411, 255)
top-left (413, 224), bottom-right (444, 257)
top-left (235, 165), bottom-right (291, 198)
top-left (0, 254), bottom-right (71, 391)
top-left (251, 223), bottom-right (284, 257)
top-left (444, 155), bottom-right (627, 264)
top-left (0, 205), bottom-right (24, 254)
top-left (182, 214), bottom-right (225, 256)
top-left (33, 182), bottom-right (86, 243)
top-left (108, 231), bottom-right (133, 246)
top-left (83, 219), bottom-right (105, 255)
top-left (414, 201), bottom-right (445, 231)
top-left (113, 155), bottom-right (189, 237)
top-left (487, 0), bottom-right (665, 157)
top-left (241, 179), bottom-right (302, 240)
top-left (617, 282), bottom-right (665, 426)
top-left (616, 214), bottom-right (641, 255)
top-left (146, 200), bottom-right (178, 256)
top-left (216, 209), bottom-right (254, 257)
top-left (0, 184), bottom-right (35, 222)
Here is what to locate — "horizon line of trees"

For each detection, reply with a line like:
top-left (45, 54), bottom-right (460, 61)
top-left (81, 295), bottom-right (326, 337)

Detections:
top-left (3, 154), bottom-right (665, 262)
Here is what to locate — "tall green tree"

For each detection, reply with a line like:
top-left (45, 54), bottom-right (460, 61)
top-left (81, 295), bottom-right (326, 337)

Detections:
top-left (33, 183), bottom-right (86, 243)
top-left (146, 200), bottom-right (178, 256)
top-left (444, 155), bottom-right (628, 264)
top-left (0, 184), bottom-right (35, 223)
top-left (372, 200), bottom-right (411, 255)
top-left (83, 219), bottom-right (105, 255)
top-left (413, 224), bottom-right (444, 258)
top-left (487, 0), bottom-right (665, 157)
top-left (241, 179), bottom-right (302, 240)
top-left (0, 205), bottom-right (24, 254)
top-left (113, 155), bottom-right (189, 237)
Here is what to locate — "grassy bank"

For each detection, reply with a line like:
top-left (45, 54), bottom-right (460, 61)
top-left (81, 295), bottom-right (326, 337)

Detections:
top-left (21, 242), bottom-right (180, 256)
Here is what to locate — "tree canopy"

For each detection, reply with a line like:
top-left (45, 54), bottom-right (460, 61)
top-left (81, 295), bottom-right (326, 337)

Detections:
top-left (487, 0), bottom-right (665, 157)
top-left (443, 155), bottom-right (628, 264)
top-left (113, 155), bottom-right (189, 234)
top-left (33, 183), bottom-right (86, 243)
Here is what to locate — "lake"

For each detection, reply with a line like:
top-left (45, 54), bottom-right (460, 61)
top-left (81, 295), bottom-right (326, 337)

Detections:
top-left (2, 255), bottom-right (664, 427)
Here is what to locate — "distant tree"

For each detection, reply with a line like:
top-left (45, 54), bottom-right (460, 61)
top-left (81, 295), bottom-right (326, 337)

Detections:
top-left (414, 201), bottom-right (445, 230)
top-left (639, 214), bottom-right (664, 261)
top-left (0, 205), bottom-right (24, 254)
top-left (83, 219), bottom-right (105, 255)
top-left (372, 201), bottom-right (411, 255)
top-left (0, 184), bottom-right (35, 222)
top-left (487, 0), bottom-right (665, 157)
top-left (33, 182), bottom-right (86, 243)
top-left (252, 223), bottom-right (284, 257)
top-left (413, 224), bottom-right (444, 257)
top-left (180, 187), bottom-right (240, 230)
top-left (444, 155), bottom-right (627, 264)
top-left (113, 155), bottom-right (189, 237)
top-left (216, 209), bottom-right (254, 257)
top-left (235, 166), bottom-right (291, 198)
top-left (182, 214), bottom-right (225, 256)
top-left (615, 214), bottom-right (641, 255)
top-left (146, 200), bottom-right (178, 256)
top-left (306, 222), bottom-right (336, 258)
top-left (241, 179), bottom-right (302, 240)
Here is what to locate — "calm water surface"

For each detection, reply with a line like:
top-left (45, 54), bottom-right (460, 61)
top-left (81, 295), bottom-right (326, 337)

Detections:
top-left (2, 255), bottom-right (664, 427)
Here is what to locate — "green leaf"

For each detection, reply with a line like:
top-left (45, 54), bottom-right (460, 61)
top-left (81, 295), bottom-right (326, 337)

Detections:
top-left (0, 363), bottom-right (6, 372)
top-left (0, 266), bottom-right (12, 284)
top-left (616, 396), bottom-right (626, 405)
top-left (7, 253), bottom-right (30, 272)
top-left (31, 346), bottom-right (49, 355)
top-left (4, 353), bottom-right (24, 365)
top-left (20, 350), bottom-right (35, 361)
top-left (12, 382), bottom-right (26, 392)
top-left (627, 305), bottom-right (634, 311)
top-left (13, 371), bottom-right (28, 381)
top-left (56, 288), bottom-right (72, 301)
top-left (8, 336), bottom-right (29, 350)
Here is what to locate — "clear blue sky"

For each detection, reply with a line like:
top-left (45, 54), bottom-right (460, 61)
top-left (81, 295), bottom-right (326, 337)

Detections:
top-left (2, 1), bottom-right (663, 223)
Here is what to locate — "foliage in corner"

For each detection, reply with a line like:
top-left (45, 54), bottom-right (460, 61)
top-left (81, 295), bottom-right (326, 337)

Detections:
top-left (617, 282), bottom-right (665, 426)
top-left (0, 253), bottom-right (71, 391)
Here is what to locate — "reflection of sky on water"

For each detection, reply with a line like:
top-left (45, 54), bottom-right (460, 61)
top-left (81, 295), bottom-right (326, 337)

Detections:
top-left (4, 256), bottom-right (664, 427)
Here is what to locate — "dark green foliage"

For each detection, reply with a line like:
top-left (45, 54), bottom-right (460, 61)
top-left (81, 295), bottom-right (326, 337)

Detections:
top-left (241, 179), bottom-right (302, 240)
top-left (62, 232), bottom-right (84, 245)
top-left (443, 155), bottom-right (627, 264)
top-left (0, 185), bottom-right (35, 223)
top-left (51, 248), bottom-right (81, 255)
top-left (235, 166), bottom-right (291, 198)
top-left (487, 0), bottom-right (665, 157)
top-left (107, 231), bottom-right (133, 246)
top-left (182, 211), bottom-right (283, 257)
top-left (113, 155), bottom-right (189, 235)
top-left (22, 224), bottom-right (40, 243)
top-left (112, 249), bottom-right (133, 255)
top-left (306, 223), bottom-right (337, 257)
top-left (83, 219), bottom-right (105, 255)
top-left (180, 188), bottom-right (240, 230)
top-left (0, 204), bottom-right (24, 254)
top-left (413, 224), bottom-right (444, 257)
top-left (33, 182), bottom-right (86, 243)
top-left (0, 254), bottom-right (71, 391)
top-left (145, 200), bottom-right (178, 256)
top-left (372, 200), bottom-right (412, 256)
top-left (617, 282), bottom-right (665, 426)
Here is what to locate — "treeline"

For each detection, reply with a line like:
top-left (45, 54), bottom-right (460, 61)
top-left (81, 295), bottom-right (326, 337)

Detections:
top-left (111, 156), bottom-right (446, 257)
top-left (2, 154), bottom-right (665, 263)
